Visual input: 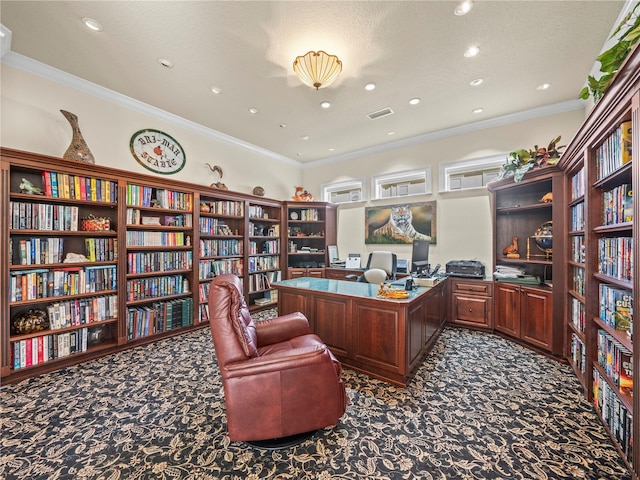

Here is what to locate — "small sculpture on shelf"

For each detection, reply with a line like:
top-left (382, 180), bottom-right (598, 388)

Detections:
top-left (292, 186), bottom-right (313, 202)
top-left (253, 186), bottom-right (265, 196)
top-left (19, 178), bottom-right (43, 195)
top-left (206, 163), bottom-right (228, 190)
top-left (540, 192), bottom-right (553, 203)
top-left (60, 109), bottom-right (96, 164)
top-left (63, 252), bottom-right (90, 263)
top-left (503, 236), bottom-right (520, 258)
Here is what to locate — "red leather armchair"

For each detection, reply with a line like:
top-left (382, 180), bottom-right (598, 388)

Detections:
top-left (207, 274), bottom-right (347, 442)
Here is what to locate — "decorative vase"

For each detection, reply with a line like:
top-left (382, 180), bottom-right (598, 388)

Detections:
top-left (60, 110), bottom-right (95, 164)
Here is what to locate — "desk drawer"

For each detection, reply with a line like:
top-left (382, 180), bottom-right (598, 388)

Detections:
top-left (450, 278), bottom-right (493, 296)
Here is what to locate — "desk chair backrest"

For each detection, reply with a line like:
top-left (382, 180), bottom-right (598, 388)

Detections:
top-left (366, 251), bottom-right (397, 280)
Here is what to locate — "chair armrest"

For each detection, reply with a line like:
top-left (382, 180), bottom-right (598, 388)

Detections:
top-left (256, 312), bottom-right (311, 346)
top-left (224, 344), bottom-right (332, 378)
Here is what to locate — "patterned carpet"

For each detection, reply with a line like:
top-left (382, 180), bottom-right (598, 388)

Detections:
top-left (0, 312), bottom-right (632, 480)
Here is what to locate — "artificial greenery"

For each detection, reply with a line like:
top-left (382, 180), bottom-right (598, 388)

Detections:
top-left (579, 2), bottom-right (640, 102)
top-left (498, 136), bottom-right (566, 183)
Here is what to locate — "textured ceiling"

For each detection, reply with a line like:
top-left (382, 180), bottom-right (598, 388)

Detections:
top-left (0, 1), bottom-right (628, 164)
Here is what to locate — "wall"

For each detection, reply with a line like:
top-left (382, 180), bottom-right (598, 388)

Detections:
top-left (0, 63), bottom-right (302, 200)
top-left (302, 109), bottom-right (586, 273)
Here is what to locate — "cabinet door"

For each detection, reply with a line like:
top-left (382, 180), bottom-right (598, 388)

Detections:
top-left (519, 287), bottom-right (552, 351)
top-left (494, 283), bottom-right (520, 337)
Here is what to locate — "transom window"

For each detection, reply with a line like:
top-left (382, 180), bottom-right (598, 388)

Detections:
top-left (439, 155), bottom-right (503, 192)
top-left (321, 179), bottom-right (365, 204)
top-left (372, 168), bottom-right (431, 200)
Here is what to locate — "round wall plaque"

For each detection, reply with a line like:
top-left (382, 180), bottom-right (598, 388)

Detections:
top-left (130, 129), bottom-right (186, 175)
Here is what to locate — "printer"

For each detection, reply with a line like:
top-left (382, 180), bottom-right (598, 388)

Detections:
top-left (445, 260), bottom-right (485, 279)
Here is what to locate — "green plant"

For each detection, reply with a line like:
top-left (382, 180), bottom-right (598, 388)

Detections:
top-left (579, 2), bottom-right (640, 102)
top-left (498, 136), bottom-right (566, 183)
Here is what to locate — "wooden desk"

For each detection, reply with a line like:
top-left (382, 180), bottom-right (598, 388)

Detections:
top-left (274, 277), bottom-right (447, 387)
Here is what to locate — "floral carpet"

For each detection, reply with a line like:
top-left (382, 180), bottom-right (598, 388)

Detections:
top-left (0, 314), bottom-right (632, 480)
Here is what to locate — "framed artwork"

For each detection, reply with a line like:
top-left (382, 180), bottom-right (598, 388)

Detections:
top-left (365, 201), bottom-right (436, 244)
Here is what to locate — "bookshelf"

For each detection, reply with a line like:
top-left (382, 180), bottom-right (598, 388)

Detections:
top-left (558, 43), bottom-right (640, 476)
top-left (284, 201), bottom-right (338, 279)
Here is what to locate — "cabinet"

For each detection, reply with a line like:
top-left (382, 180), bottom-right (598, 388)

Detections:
top-left (487, 168), bottom-right (565, 356)
top-left (494, 283), bottom-right (553, 351)
top-left (284, 201), bottom-right (337, 279)
top-left (450, 278), bottom-right (493, 329)
top-left (557, 44), bottom-right (640, 474)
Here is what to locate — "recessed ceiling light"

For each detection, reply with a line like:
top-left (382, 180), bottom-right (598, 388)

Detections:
top-left (472, 108), bottom-right (484, 114)
top-left (280, 123), bottom-right (287, 128)
top-left (536, 83), bottom-right (551, 91)
top-left (364, 82), bottom-right (376, 91)
top-left (296, 153), bottom-right (302, 156)
top-left (320, 101), bottom-right (331, 109)
top-left (409, 98), bottom-right (421, 105)
top-left (302, 135), bottom-right (309, 140)
top-left (388, 131), bottom-right (396, 136)
top-left (158, 58), bottom-right (174, 68)
top-left (82, 17), bottom-right (103, 32)
top-left (210, 86), bottom-right (222, 94)
top-left (328, 148), bottom-right (335, 152)
top-left (470, 78), bottom-right (483, 86)
top-left (454, 0), bottom-right (473, 16)
top-left (464, 46), bottom-right (479, 58)
top-left (248, 107), bottom-right (259, 114)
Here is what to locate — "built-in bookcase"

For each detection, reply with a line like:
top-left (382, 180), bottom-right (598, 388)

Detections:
top-left (124, 182), bottom-right (195, 341)
top-left (197, 193), bottom-right (245, 322)
top-left (558, 43), bottom-right (640, 476)
top-left (2, 154), bottom-right (120, 379)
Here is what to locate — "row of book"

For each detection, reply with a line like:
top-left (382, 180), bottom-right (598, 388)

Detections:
top-left (125, 298), bottom-right (193, 340)
top-left (46, 295), bottom-right (118, 329)
top-left (293, 208), bottom-right (320, 221)
top-left (126, 231), bottom-right (188, 247)
top-left (199, 238), bottom-right (243, 257)
top-left (254, 289), bottom-right (278, 306)
top-left (248, 271), bottom-right (281, 293)
top-left (596, 120), bottom-right (632, 181)
top-left (199, 259), bottom-right (243, 279)
top-left (203, 200), bottom-right (244, 216)
top-left (593, 369), bottom-right (633, 464)
top-left (249, 222), bottom-right (279, 237)
top-left (570, 167), bottom-right (585, 201)
top-left (570, 202), bottom-right (585, 231)
top-left (597, 329), bottom-right (633, 396)
top-left (598, 237), bottom-right (633, 281)
top-left (570, 333), bottom-right (586, 375)
top-left (13, 237), bottom-right (65, 265)
top-left (85, 238), bottom-right (118, 262)
top-left (199, 218), bottom-right (237, 236)
top-left (249, 239), bottom-right (279, 255)
top-left (248, 255), bottom-right (279, 274)
top-left (599, 284), bottom-right (633, 341)
top-left (10, 201), bottom-right (79, 231)
top-left (571, 297), bottom-right (585, 334)
top-left (126, 184), bottom-right (194, 211)
top-left (127, 251), bottom-right (193, 275)
top-left (9, 265), bottom-right (117, 302)
top-left (571, 235), bottom-right (585, 263)
top-left (41, 171), bottom-right (118, 203)
top-left (572, 266), bottom-right (585, 297)
top-left (126, 274), bottom-right (188, 302)
top-left (11, 326), bottom-right (106, 370)
top-left (603, 184), bottom-right (633, 226)
top-left (126, 208), bottom-right (193, 227)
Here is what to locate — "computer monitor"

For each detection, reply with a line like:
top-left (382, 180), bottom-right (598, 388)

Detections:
top-left (411, 239), bottom-right (430, 276)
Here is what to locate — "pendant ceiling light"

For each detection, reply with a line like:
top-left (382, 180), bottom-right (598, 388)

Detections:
top-left (293, 50), bottom-right (342, 90)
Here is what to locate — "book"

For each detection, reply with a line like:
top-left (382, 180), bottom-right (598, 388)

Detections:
top-left (613, 289), bottom-right (633, 341)
top-left (623, 186), bottom-right (633, 223)
top-left (621, 120), bottom-right (632, 164)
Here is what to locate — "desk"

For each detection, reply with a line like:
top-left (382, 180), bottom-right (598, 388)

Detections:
top-left (274, 277), bottom-right (447, 386)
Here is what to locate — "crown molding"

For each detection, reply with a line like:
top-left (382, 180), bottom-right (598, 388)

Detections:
top-left (1, 51), bottom-right (300, 168)
top-left (305, 99), bottom-right (586, 168)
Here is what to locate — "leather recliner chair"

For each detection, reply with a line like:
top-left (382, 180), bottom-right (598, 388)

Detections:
top-left (207, 273), bottom-right (347, 442)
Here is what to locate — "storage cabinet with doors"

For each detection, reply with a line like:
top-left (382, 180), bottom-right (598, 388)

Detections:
top-left (494, 282), bottom-right (553, 351)
top-left (488, 167), bottom-right (565, 356)
top-left (450, 278), bottom-right (493, 329)
top-left (284, 201), bottom-right (337, 279)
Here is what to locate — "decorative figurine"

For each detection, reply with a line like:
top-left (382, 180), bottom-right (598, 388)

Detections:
top-left (63, 252), bottom-right (90, 263)
top-left (292, 186), bottom-right (313, 201)
top-left (19, 178), bottom-right (43, 195)
top-left (206, 163), bottom-right (228, 190)
top-left (60, 109), bottom-right (96, 164)
top-left (253, 186), bottom-right (265, 196)
top-left (503, 236), bottom-right (520, 258)
top-left (540, 192), bottom-right (553, 203)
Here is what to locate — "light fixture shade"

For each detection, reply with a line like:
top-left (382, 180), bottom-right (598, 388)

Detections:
top-left (293, 50), bottom-right (342, 90)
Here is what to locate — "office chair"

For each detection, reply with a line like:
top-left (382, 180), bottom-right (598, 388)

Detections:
top-left (347, 251), bottom-right (397, 283)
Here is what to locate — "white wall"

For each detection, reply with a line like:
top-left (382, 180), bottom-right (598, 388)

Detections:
top-left (302, 109), bottom-right (586, 272)
top-left (0, 64), bottom-right (302, 200)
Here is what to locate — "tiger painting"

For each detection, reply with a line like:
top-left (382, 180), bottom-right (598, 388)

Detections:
top-left (371, 205), bottom-right (431, 243)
